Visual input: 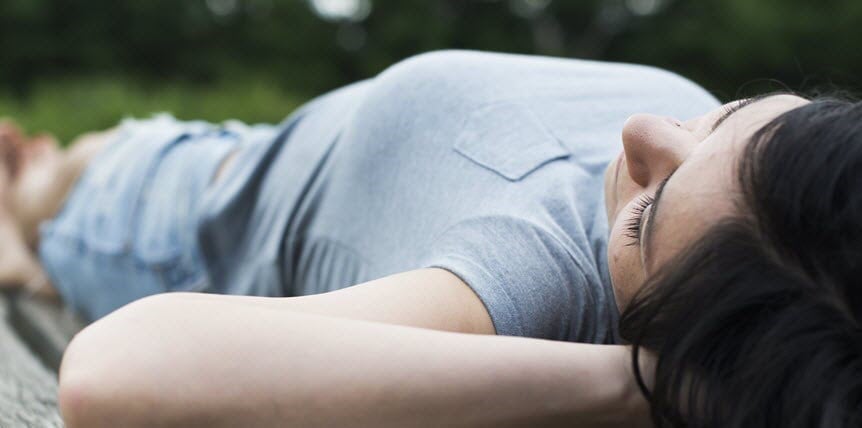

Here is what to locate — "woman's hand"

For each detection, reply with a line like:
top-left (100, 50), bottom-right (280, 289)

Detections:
top-left (635, 346), bottom-right (658, 393)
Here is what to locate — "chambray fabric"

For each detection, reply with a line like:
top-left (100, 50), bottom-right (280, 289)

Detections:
top-left (41, 51), bottom-right (719, 341)
top-left (38, 115), bottom-right (278, 321)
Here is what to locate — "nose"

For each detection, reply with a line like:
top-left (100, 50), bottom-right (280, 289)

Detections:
top-left (621, 113), bottom-right (695, 188)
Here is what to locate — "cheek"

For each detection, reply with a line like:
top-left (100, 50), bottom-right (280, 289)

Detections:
top-left (607, 217), bottom-right (647, 310)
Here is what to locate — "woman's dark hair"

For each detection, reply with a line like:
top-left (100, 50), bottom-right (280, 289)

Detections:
top-left (619, 96), bottom-right (862, 427)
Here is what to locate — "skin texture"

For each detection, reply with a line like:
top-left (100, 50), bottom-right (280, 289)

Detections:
top-left (604, 94), bottom-right (810, 309)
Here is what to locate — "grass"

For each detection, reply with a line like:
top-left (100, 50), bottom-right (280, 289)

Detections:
top-left (0, 76), bottom-right (308, 144)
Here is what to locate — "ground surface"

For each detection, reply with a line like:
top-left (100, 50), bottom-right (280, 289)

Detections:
top-left (0, 292), bottom-right (84, 427)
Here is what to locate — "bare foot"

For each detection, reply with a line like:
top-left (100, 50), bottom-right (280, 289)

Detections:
top-left (0, 120), bottom-right (26, 181)
top-left (0, 120), bottom-right (30, 289)
top-left (0, 120), bottom-right (60, 299)
top-left (0, 209), bottom-right (58, 299)
top-left (0, 248), bottom-right (58, 299)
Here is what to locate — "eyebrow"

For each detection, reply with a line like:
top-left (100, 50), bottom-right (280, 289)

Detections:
top-left (641, 173), bottom-right (674, 267)
top-left (709, 95), bottom-right (769, 133)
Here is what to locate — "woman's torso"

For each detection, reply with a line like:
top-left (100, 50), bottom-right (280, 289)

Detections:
top-left (197, 51), bottom-right (719, 342)
top-left (42, 51), bottom-right (720, 339)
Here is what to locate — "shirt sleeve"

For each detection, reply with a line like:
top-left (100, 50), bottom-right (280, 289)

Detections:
top-left (420, 215), bottom-right (600, 341)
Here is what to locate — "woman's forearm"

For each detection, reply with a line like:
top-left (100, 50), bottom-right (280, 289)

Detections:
top-left (59, 293), bottom-right (648, 428)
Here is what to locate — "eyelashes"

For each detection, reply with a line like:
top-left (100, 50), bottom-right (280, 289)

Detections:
top-left (623, 194), bottom-right (654, 247)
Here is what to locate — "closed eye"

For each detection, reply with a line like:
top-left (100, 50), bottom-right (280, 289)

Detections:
top-left (623, 194), bottom-right (654, 247)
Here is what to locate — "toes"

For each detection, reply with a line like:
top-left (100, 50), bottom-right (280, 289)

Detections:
top-left (0, 120), bottom-right (25, 145)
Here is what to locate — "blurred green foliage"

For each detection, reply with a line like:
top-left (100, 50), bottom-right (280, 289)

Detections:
top-left (1, 0), bottom-right (860, 142)
top-left (0, 76), bottom-right (304, 143)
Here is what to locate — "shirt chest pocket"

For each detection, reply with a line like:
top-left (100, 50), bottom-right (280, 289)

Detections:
top-left (454, 103), bottom-right (570, 181)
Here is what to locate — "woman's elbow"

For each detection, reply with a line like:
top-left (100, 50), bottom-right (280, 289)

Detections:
top-left (58, 294), bottom-right (185, 427)
top-left (58, 364), bottom-right (117, 428)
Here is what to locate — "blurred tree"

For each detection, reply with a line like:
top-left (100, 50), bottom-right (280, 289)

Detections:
top-left (3, 0), bottom-right (860, 97)
top-left (1, 0), bottom-right (859, 139)
top-left (602, 0), bottom-right (862, 98)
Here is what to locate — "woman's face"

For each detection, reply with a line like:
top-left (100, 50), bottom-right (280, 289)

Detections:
top-left (605, 94), bottom-right (809, 310)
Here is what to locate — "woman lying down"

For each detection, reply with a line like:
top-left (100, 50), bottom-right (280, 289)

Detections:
top-left (1, 50), bottom-right (859, 427)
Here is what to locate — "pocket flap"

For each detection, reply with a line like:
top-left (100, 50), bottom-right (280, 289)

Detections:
top-left (454, 103), bottom-right (570, 181)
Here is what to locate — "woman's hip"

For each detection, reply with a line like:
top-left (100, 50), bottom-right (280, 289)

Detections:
top-left (38, 115), bottom-right (275, 320)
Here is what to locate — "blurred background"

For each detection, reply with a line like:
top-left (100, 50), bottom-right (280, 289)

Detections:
top-left (1, 0), bottom-right (860, 142)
